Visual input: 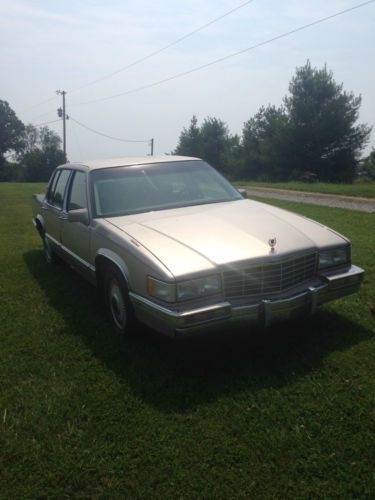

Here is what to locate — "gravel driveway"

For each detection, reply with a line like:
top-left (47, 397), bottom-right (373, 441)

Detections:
top-left (245, 187), bottom-right (375, 213)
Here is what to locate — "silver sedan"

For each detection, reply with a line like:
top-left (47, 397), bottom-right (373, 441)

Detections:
top-left (32, 156), bottom-right (364, 338)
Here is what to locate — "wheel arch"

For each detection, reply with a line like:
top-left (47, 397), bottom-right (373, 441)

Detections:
top-left (34, 214), bottom-right (45, 238)
top-left (95, 249), bottom-right (130, 291)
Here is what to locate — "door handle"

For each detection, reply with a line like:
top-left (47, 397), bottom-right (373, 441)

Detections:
top-left (58, 214), bottom-right (68, 220)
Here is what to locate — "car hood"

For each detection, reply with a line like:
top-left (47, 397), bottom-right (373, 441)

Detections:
top-left (105, 199), bottom-right (347, 278)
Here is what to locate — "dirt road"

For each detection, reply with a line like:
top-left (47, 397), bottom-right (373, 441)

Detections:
top-left (245, 187), bottom-right (375, 213)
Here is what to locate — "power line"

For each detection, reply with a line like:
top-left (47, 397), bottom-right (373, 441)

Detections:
top-left (20, 1), bottom-right (256, 114)
top-left (69, 116), bottom-right (150, 143)
top-left (73, 0), bottom-right (375, 106)
top-left (32, 118), bottom-right (61, 127)
top-left (27, 109), bottom-right (58, 122)
top-left (68, 0), bottom-right (257, 94)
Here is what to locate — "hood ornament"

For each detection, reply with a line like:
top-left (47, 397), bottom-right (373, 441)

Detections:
top-left (268, 237), bottom-right (277, 252)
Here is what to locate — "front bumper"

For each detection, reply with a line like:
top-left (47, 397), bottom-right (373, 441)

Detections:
top-left (129, 265), bottom-right (364, 338)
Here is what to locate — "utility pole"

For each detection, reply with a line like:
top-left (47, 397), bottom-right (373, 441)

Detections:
top-left (150, 138), bottom-right (154, 156)
top-left (56, 90), bottom-right (68, 159)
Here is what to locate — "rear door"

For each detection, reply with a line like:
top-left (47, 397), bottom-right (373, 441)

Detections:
top-left (43, 168), bottom-right (72, 247)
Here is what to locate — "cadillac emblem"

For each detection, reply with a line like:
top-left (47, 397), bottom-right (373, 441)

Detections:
top-left (268, 237), bottom-right (277, 252)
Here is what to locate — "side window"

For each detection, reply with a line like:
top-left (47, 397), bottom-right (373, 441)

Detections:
top-left (67, 171), bottom-right (87, 210)
top-left (46, 170), bottom-right (60, 203)
top-left (50, 169), bottom-right (71, 209)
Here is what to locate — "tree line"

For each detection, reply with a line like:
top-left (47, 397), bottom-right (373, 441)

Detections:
top-left (1, 61), bottom-right (374, 183)
top-left (0, 101), bottom-right (65, 182)
top-left (174, 61), bottom-right (374, 182)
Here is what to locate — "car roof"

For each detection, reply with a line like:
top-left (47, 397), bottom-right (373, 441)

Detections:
top-left (57, 155), bottom-right (201, 171)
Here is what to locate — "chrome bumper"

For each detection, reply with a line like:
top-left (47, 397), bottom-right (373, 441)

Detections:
top-left (129, 265), bottom-right (364, 338)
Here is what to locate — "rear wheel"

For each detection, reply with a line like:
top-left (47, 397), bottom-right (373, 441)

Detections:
top-left (104, 266), bottom-right (135, 339)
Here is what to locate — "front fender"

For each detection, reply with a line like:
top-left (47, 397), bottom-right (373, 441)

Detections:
top-left (95, 248), bottom-right (130, 287)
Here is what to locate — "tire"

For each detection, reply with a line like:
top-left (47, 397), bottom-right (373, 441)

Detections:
top-left (104, 266), bottom-right (135, 339)
top-left (43, 235), bottom-right (59, 264)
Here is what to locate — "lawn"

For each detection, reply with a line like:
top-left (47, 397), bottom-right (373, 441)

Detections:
top-left (1, 183), bottom-right (374, 498)
top-left (235, 180), bottom-right (375, 199)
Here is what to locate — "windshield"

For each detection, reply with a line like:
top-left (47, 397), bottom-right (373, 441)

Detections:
top-left (90, 160), bottom-right (242, 218)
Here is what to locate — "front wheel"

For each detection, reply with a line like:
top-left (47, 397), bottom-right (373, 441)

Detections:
top-left (104, 266), bottom-right (135, 339)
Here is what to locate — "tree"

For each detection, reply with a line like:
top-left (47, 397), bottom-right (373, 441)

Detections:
top-left (242, 105), bottom-right (290, 180)
top-left (174, 116), bottom-right (236, 175)
top-left (0, 100), bottom-right (25, 165)
top-left (20, 126), bottom-right (66, 181)
top-left (0, 101), bottom-right (65, 182)
top-left (220, 133), bottom-right (244, 179)
top-left (173, 62), bottom-right (372, 182)
top-left (199, 117), bottom-right (231, 171)
top-left (0, 161), bottom-right (24, 182)
top-left (21, 124), bottom-right (39, 155)
top-left (284, 60), bottom-right (371, 182)
top-left (174, 115), bottom-right (202, 157)
top-left (359, 149), bottom-right (375, 180)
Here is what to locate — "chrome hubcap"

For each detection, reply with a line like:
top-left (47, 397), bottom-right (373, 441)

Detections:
top-left (109, 279), bottom-right (127, 330)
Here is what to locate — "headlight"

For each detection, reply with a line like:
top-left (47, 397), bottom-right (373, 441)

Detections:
top-left (147, 277), bottom-right (176, 303)
top-left (318, 246), bottom-right (351, 269)
top-left (177, 275), bottom-right (221, 301)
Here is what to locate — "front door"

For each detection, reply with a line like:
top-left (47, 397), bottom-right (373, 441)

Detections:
top-left (60, 170), bottom-right (91, 270)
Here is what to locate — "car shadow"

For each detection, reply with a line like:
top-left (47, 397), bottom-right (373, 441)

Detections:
top-left (24, 249), bottom-right (373, 413)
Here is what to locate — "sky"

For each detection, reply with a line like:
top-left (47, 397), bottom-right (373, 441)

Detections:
top-left (1, 0), bottom-right (374, 161)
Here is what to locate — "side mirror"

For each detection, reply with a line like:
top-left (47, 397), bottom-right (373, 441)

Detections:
top-left (238, 188), bottom-right (247, 199)
top-left (67, 208), bottom-right (89, 225)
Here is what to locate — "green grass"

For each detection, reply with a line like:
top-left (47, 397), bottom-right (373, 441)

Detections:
top-left (235, 180), bottom-right (375, 199)
top-left (1, 183), bottom-right (374, 498)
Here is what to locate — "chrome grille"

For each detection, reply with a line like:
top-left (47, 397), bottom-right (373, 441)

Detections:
top-left (223, 253), bottom-right (317, 299)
